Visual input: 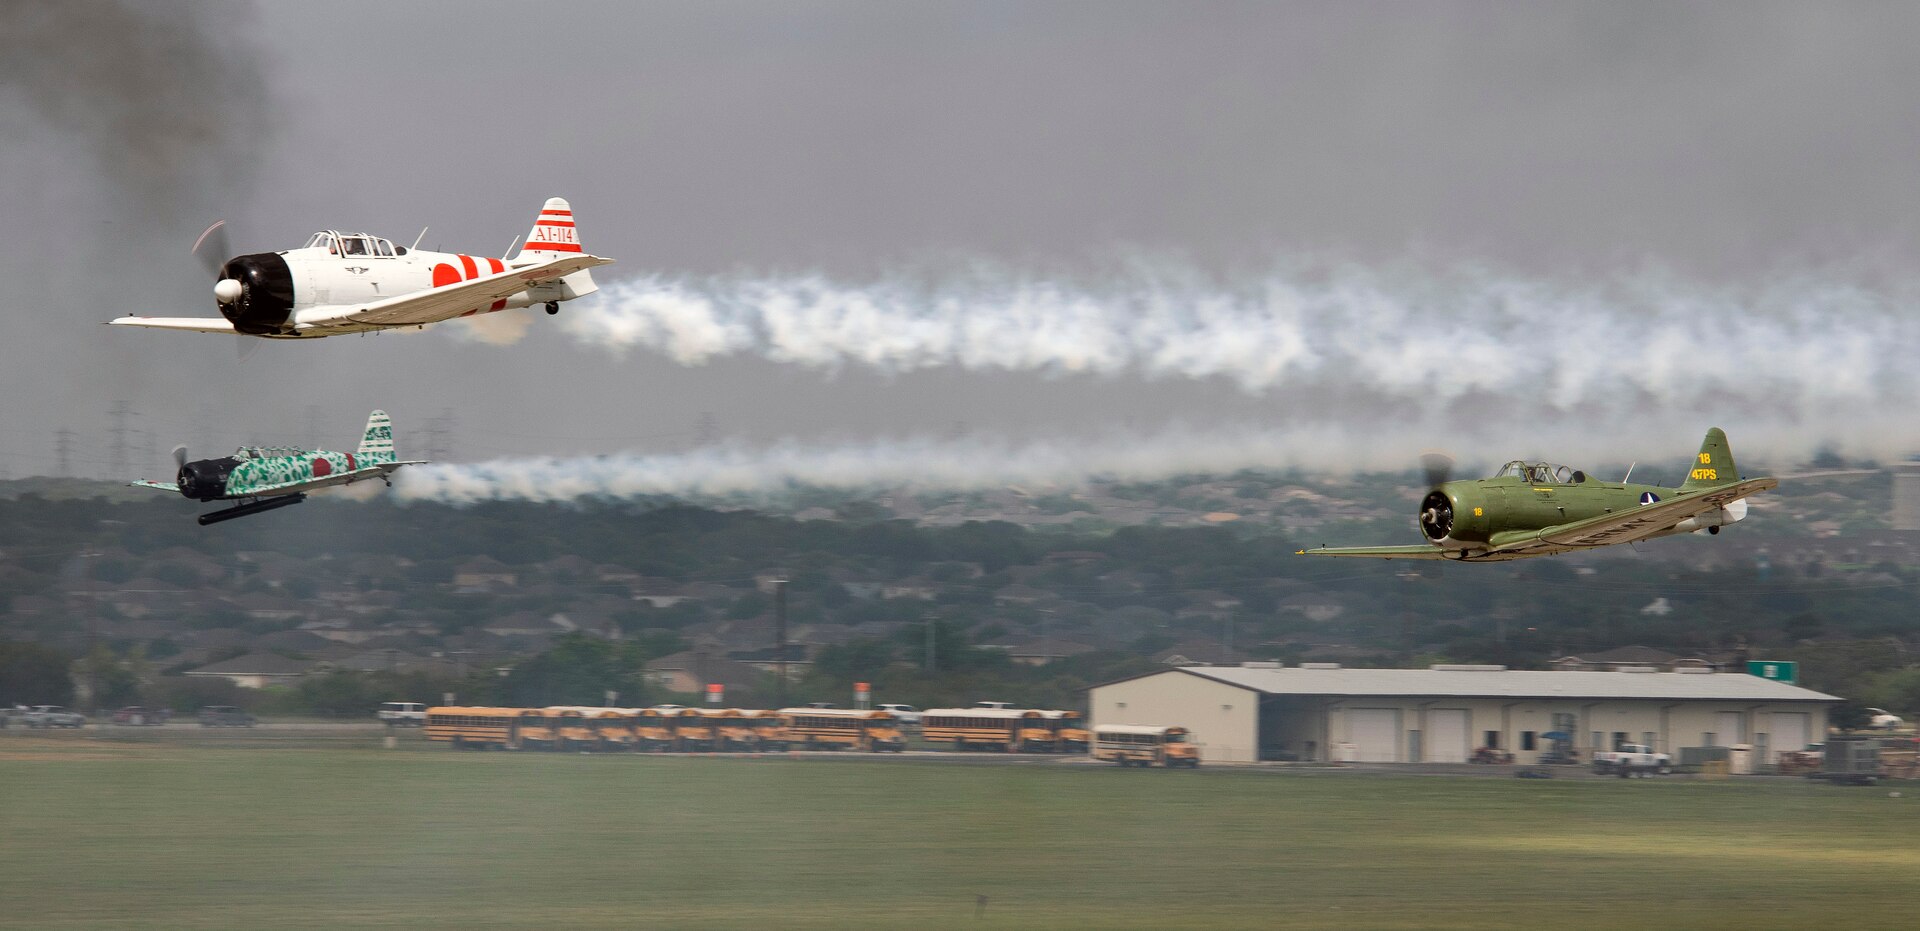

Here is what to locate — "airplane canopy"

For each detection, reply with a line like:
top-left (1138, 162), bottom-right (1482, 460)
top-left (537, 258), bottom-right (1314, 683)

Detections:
top-left (303, 230), bottom-right (403, 257)
top-left (233, 446), bottom-right (308, 460)
top-left (1492, 460), bottom-right (1586, 484)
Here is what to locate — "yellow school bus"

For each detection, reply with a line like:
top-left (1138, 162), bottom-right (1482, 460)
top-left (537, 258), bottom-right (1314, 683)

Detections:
top-left (923, 708), bottom-right (1045, 751)
top-left (694, 709), bottom-right (757, 750)
top-left (426, 706), bottom-right (518, 749)
top-left (1049, 710), bottom-right (1090, 752)
top-left (512, 708), bottom-right (562, 751)
top-left (1093, 725), bottom-right (1199, 767)
top-left (739, 710), bottom-right (789, 750)
top-left (673, 709), bottom-right (717, 751)
top-left (635, 708), bottom-right (678, 751)
top-left (592, 709), bottom-right (641, 751)
top-left (538, 707), bottom-right (643, 751)
top-left (777, 708), bottom-right (906, 752)
top-left (922, 707), bottom-right (1083, 752)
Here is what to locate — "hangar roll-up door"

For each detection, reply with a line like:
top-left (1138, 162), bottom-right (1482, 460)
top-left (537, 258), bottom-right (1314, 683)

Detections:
top-left (1713, 711), bottom-right (1744, 746)
top-left (1771, 712), bottom-right (1811, 758)
top-left (1349, 709), bottom-right (1399, 762)
top-left (1426, 709), bottom-right (1469, 763)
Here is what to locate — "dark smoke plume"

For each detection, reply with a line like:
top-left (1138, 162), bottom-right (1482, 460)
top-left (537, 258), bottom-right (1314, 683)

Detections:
top-left (0, 0), bottom-right (271, 215)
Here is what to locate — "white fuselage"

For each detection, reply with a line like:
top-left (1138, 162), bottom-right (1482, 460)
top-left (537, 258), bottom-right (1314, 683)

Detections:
top-left (280, 240), bottom-right (562, 332)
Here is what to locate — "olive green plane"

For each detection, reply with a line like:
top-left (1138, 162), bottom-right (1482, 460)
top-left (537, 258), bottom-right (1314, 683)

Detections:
top-left (1298, 428), bottom-right (1776, 562)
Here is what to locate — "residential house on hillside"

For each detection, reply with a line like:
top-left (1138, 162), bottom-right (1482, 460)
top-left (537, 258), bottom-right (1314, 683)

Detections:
top-left (482, 612), bottom-right (581, 641)
top-left (1004, 637), bottom-right (1097, 666)
top-left (992, 584), bottom-right (1055, 606)
top-left (1153, 641), bottom-right (1250, 667)
top-left (184, 652), bottom-right (316, 688)
top-left (1550, 646), bottom-right (1737, 672)
top-left (1277, 592), bottom-right (1346, 622)
top-left (250, 629), bottom-right (352, 658)
top-left (726, 645), bottom-right (813, 680)
top-left (645, 650), bottom-right (768, 696)
top-left (881, 579), bottom-right (939, 601)
top-left (453, 557), bottom-right (518, 593)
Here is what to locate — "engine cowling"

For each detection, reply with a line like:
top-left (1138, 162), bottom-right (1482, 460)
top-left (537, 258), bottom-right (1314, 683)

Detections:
top-left (215, 252), bottom-right (296, 335)
top-left (177, 457), bottom-right (240, 501)
top-left (1418, 486), bottom-right (1494, 548)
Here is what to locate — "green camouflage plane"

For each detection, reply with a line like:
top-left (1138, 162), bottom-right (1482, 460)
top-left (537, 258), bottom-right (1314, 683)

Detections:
top-left (1298, 428), bottom-right (1776, 562)
top-left (131, 410), bottom-right (427, 525)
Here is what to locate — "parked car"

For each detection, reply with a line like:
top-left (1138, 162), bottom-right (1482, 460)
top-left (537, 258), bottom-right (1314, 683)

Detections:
top-left (23, 705), bottom-right (85, 728)
top-left (974, 701), bottom-right (1016, 709)
top-left (1866, 708), bottom-right (1906, 730)
top-left (876, 703), bottom-right (922, 725)
top-left (198, 706), bottom-right (257, 727)
top-left (111, 706), bottom-right (169, 726)
top-left (1592, 743), bottom-right (1673, 775)
top-left (376, 702), bottom-right (428, 726)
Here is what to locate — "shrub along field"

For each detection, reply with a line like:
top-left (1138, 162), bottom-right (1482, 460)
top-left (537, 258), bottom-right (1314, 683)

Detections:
top-left (2, 738), bottom-right (1917, 929)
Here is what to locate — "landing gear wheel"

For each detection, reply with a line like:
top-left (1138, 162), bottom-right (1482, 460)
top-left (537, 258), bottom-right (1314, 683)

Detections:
top-left (545, 301), bottom-right (560, 315)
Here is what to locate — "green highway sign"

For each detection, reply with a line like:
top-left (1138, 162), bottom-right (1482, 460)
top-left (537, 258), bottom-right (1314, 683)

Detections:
top-left (1747, 660), bottom-right (1798, 684)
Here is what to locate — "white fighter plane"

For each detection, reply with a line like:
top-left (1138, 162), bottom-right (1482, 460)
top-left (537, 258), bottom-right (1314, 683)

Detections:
top-left (110, 198), bottom-right (612, 339)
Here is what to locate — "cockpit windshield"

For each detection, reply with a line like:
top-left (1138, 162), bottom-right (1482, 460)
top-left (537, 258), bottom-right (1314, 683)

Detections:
top-left (303, 230), bottom-right (399, 256)
top-left (1493, 460), bottom-right (1585, 484)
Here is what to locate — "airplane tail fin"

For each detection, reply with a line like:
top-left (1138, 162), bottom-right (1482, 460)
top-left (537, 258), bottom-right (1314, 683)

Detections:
top-left (357, 410), bottom-right (397, 465)
top-left (1680, 427), bottom-right (1740, 490)
top-left (512, 196), bottom-right (599, 298)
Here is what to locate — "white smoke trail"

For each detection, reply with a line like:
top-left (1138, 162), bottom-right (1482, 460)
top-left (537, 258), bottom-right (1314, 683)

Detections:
top-left (394, 427), bottom-right (1379, 505)
top-left (393, 418), bottom-right (1873, 507)
top-left (557, 262), bottom-right (1919, 424)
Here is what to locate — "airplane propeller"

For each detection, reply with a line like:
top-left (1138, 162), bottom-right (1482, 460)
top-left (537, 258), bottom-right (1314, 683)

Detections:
top-left (1417, 451), bottom-right (1456, 541)
top-left (192, 220), bottom-right (244, 305)
top-left (172, 445), bottom-right (189, 470)
top-left (192, 220), bottom-right (231, 277)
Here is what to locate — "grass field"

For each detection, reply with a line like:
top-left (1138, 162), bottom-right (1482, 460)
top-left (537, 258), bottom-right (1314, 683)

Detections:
top-left (3, 737), bottom-right (1918, 929)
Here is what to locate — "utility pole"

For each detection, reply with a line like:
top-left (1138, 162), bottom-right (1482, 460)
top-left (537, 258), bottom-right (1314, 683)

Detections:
top-left (774, 579), bottom-right (789, 707)
top-left (694, 411), bottom-right (718, 448)
top-left (924, 612), bottom-right (937, 672)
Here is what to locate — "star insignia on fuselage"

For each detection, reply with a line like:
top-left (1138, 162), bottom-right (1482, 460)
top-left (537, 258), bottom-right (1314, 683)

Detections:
top-left (345, 266), bottom-right (369, 274)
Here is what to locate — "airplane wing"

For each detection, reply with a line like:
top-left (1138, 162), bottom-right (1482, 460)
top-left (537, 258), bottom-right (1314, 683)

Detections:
top-left (294, 254), bottom-right (613, 330)
top-left (106, 317), bottom-right (238, 334)
top-left (129, 480), bottom-right (180, 492)
top-left (1296, 544), bottom-right (1458, 560)
top-left (1472, 477), bottom-right (1780, 559)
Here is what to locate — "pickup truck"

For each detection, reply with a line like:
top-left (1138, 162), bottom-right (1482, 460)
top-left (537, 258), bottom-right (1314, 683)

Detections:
top-left (1592, 743), bottom-right (1673, 775)
top-left (23, 705), bottom-right (86, 728)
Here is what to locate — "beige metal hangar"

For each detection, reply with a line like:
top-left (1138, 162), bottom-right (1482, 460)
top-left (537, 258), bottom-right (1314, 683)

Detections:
top-left (1087, 663), bottom-right (1839, 764)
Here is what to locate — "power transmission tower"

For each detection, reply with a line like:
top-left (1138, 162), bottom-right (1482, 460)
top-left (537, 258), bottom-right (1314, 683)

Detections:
top-left (137, 429), bottom-right (157, 476)
top-left (54, 429), bottom-right (75, 478)
top-left (106, 401), bottom-right (133, 479)
top-left (422, 408), bottom-right (455, 461)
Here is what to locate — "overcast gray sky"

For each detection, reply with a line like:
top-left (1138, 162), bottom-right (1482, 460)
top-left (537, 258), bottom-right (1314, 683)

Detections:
top-left (5, 1), bottom-right (1920, 484)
